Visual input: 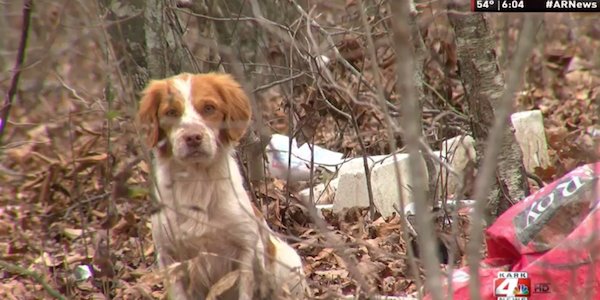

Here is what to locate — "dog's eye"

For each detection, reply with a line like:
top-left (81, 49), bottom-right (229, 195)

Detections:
top-left (165, 109), bottom-right (179, 117)
top-left (202, 104), bottom-right (216, 115)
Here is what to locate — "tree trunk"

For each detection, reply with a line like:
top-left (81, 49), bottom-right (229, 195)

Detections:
top-left (447, 3), bottom-right (529, 217)
top-left (98, 0), bottom-right (197, 93)
top-left (98, 0), bottom-right (147, 92)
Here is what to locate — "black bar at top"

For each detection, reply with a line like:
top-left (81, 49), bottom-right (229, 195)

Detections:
top-left (472, 0), bottom-right (600, 12)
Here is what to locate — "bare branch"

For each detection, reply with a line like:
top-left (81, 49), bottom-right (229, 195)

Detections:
top-left (389, 1), bottom-right (444, 299)
top-left (0, 259), bottom-right (67, 300)
top-left (0, 0), bottom-right (33, 145)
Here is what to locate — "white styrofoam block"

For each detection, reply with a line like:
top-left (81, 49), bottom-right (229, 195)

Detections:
top-left (371, 154), bottom-right (427, 217)
top-left (438, 135), bottom-right (476, 198)
top-left (298, 178), bottom-right (339, 204)
top-left (333, 169), bottom-right (371, 211)
top-left (335, 155), bottom-right (392, 175)
top-left (510, 110), bottom-right (551, 172)
top-left (333, 153), bottom-right (427, 217)
top-left (331, 156), bottom-right (390, 211)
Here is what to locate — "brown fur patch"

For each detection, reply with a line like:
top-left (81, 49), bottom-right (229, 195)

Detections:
top-left (138, 73), bottom-right (252, 153)
top-left (191, 74), bottom-right (252, 143)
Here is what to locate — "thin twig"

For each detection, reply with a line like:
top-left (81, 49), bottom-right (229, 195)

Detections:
top-left (291, 2), bottom-right (401, 114)
top-left (252, 71), bottom-right (306, 93)
top-left (55, 72), bottom-right (94, 108)
top-left (0, 0), bottom-right (33, 145)
top-left (172, 6), bottom-right (291, 32)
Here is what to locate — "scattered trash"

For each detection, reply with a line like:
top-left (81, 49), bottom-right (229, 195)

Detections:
top-left (266, 134), bottom-right (345, 182)
top-left (428, 162), bottom-right (600, 300)
top-left (315, 55), bottom-right (331, 70)
top-left (314, 204), bottom-right (334, 218)
top-left (403, 199), bottom-right (476, 216)
top-left (333, 153), bottom-right (428, 217)
top-left (437, 135), bottom-right (477, 198)
top-left (73, 264), bottom-right (93, 282)
top-left (511, 110), bottom-right (551, 173)
top-left (298, 180), bottom-right (339, 204)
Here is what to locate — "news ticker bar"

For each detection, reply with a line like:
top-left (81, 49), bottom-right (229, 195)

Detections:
top-left (472, 0), bottom-right (600, 12)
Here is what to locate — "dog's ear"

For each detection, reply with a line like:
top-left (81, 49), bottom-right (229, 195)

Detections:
top-left (212, 74), bottom-right (252, 143)
top-left (138, 80), bottom-right (166, 148)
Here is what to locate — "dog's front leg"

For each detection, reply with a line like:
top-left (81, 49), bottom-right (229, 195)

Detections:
top-left (237, 248), bottom-right (259, 300)
top-left (157, 255), bottom-right (193, 300)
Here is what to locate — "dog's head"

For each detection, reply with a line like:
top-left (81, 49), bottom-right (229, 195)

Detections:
top-left (138, 73), bottom-right (251, 164)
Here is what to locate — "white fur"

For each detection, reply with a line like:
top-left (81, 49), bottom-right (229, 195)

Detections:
top-left (152, 149), bottom-right (308, 299)
top-left (148, 74), bottom-right (308, 299)
top-left (152, 149), bottom-right (259, 299)
top-left (173, 76), bottom-right (199, 126)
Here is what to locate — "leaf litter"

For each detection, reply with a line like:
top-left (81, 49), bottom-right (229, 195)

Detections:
top-left (1, 5), bottom-right (599, 300)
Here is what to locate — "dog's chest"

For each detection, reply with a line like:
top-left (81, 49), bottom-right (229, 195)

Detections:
top-left (151, 163), bottom-right (258, 261)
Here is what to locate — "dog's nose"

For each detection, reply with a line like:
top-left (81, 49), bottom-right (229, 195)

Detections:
top-left (184, 134), bottom-right (203, 147)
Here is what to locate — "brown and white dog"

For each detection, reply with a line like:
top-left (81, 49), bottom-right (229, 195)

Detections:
top-left (138, 73), bottom-right (308, 299)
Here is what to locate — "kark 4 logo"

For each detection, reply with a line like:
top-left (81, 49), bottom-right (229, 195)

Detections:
top-left (494, 272), bottom-right (531, 299)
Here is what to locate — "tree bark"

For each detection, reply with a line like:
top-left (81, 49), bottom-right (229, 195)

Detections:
top-left (144, 0), bottom-right (197, 78)
top-left (447, 3), bottom-right (529, 217)
top-left (98, 0), bottom-right (148, 92)
top-left (98, 0), bottom-right (197, 93)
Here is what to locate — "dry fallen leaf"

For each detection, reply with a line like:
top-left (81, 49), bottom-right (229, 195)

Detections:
top-left (206, 270), bottom-right (240, 300)
top-left (1, 7), bottom-right (597, 300)
top-left (62, 228), bottom-right (83, 240)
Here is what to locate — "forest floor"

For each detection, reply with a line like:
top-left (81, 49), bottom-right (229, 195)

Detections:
top-left (1, 3), bottom-right (599, 300)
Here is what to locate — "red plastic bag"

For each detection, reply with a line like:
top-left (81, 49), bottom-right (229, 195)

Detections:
top-left (430, 163), bottom-right (600, 300)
